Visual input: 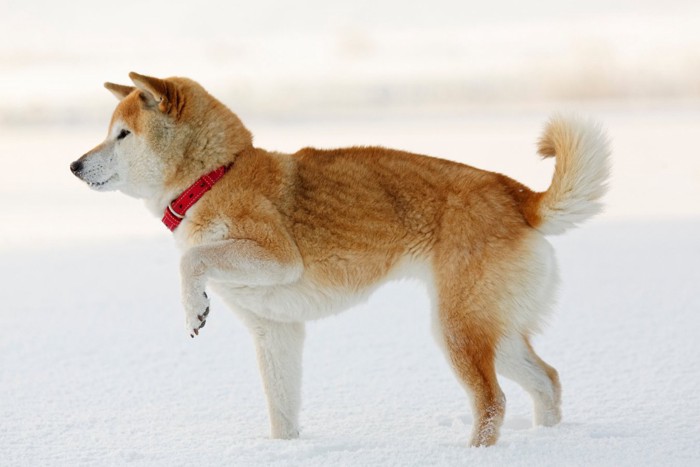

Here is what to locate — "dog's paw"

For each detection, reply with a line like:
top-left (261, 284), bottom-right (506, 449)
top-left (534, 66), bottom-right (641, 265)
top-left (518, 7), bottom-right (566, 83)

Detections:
top-left (184, 291), bottom-right (210, 338)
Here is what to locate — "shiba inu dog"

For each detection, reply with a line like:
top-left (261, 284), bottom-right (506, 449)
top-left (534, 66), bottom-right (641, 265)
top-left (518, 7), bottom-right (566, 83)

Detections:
top-left (70, 72), bottom-right (609, 447)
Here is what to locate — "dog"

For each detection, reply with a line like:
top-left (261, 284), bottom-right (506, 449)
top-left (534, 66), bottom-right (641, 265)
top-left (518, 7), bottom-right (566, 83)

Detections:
top-left (70, 72), bottom-right (609, 447)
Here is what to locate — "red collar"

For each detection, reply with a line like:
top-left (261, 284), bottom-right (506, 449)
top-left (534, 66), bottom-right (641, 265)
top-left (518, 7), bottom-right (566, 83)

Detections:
top-left (162, 165), bottom-right (229, 232)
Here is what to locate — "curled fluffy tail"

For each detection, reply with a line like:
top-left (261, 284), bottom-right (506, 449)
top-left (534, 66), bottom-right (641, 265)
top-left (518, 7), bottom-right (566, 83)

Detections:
top-left (527, 114), bottom-right (611, 235)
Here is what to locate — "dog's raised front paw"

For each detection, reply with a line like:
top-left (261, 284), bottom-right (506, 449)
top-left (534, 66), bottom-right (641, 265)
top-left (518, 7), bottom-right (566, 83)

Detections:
top-left (184, 291), bottom-right (210, 338)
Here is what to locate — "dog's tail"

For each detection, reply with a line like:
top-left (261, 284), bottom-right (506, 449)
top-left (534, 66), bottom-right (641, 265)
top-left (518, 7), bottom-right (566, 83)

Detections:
top-left (523, 114), bottom-right (611, 235)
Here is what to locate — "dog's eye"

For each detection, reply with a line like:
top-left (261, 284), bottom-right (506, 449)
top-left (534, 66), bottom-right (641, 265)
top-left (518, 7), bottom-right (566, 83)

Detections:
top-left (117, 129), bottom-right (131, 140)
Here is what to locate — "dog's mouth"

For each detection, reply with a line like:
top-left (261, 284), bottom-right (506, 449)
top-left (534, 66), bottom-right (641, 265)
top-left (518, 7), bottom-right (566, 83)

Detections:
top-left (86, 174), bottom-right (119, 190)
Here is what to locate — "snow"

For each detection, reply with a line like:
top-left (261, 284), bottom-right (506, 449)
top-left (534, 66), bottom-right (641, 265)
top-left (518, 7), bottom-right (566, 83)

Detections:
top-left (2, 110), bottom-right (700, 466)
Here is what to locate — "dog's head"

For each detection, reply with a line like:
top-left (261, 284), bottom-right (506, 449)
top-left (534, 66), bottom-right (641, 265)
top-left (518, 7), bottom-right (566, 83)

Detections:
top-left (70, 72), bottom-right (252, 200)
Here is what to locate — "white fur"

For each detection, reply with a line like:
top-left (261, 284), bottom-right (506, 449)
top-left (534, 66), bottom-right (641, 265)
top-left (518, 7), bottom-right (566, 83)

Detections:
top-left (495, 333), bottom-right (561, 426)
top-left (211, 257), bottom-right (433, 323)
top-left (179, 239), bottom-right (304, 335)
top-left (75, 139), bottom-right (121, 191)
top-left (492, 234), bottom-right (561, 427)
top-left (76, 119), bottom-right (166, 199)
top-left (537, 114), bottom-right (611, 235)
top-left (240, 314), bottom-right (305, 439)
top-left (497, 232), bottom-right (560, 335)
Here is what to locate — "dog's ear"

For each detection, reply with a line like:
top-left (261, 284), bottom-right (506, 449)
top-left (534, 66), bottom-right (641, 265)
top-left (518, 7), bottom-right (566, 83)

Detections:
top-left (129, 72), bottom-right (173, 114)
top-left (104, 82), bottom-right (136, 101)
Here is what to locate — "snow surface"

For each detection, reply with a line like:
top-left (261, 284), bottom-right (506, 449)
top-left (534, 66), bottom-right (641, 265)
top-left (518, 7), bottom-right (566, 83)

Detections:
top-left (2, 110), bottom-right (700, 465)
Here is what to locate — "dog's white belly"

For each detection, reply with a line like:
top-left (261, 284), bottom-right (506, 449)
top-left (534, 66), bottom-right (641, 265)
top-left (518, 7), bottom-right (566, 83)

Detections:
top-left (209, 278), bottom-right (371, 322)
top-left (209, 258), bottom-right (434, 323)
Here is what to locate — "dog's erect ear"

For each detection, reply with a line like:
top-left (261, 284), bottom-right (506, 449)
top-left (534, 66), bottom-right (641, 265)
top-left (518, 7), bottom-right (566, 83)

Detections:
top-left (129, 72), bottom-right (173, 113)
top-left (104, 82), bottom-right (136, 101)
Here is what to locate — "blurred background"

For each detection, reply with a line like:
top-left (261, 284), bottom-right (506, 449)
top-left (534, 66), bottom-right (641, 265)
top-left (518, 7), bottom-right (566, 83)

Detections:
top-left (1, 0), bottom-right (699, 241)
top-left (2, 0), bottom-right (700, 122)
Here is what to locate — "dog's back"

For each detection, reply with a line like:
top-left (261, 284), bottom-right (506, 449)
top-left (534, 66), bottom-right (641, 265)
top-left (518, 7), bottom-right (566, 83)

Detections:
top-left (287, 145), bottom-right (532, 285)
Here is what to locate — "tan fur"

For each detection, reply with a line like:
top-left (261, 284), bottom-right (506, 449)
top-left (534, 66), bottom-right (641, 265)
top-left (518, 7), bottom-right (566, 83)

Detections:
top-left (74, 73), bottom-right (610, 447)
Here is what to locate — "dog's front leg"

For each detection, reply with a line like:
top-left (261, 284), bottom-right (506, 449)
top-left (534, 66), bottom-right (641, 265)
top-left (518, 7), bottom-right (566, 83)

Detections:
top-left (244, 315), bottom-right (305, 439)
top-left (179, 238), bottom-right (302, 337)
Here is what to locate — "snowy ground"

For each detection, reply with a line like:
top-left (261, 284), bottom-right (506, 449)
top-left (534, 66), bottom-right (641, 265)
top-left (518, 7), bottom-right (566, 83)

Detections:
top-left (2, 109), bottom-right (700, 465)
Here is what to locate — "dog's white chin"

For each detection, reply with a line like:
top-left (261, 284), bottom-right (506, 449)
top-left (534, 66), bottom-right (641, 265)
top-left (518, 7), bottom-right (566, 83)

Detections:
top-left (86, 174), bottom-right (120, 191)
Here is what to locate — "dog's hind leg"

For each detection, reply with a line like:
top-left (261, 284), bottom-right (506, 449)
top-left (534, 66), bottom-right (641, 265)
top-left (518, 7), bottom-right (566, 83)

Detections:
top-left (493, 234), bottom-right (562, 427)
top-left (243, 314), bottom-right (305, 439)
top-left (433, 270), bottom-right (506, 447)
top-left (496, 333), bottom-right (561, 427)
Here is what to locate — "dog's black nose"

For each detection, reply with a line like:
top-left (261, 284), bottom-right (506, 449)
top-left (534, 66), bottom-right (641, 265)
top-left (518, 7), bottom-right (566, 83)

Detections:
top-left (70, 160), bottom-right (83, 174)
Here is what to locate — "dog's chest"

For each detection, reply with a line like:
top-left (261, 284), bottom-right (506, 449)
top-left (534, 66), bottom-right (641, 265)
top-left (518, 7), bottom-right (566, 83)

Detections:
top-left (174, 216), bottom-right (230, 249)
